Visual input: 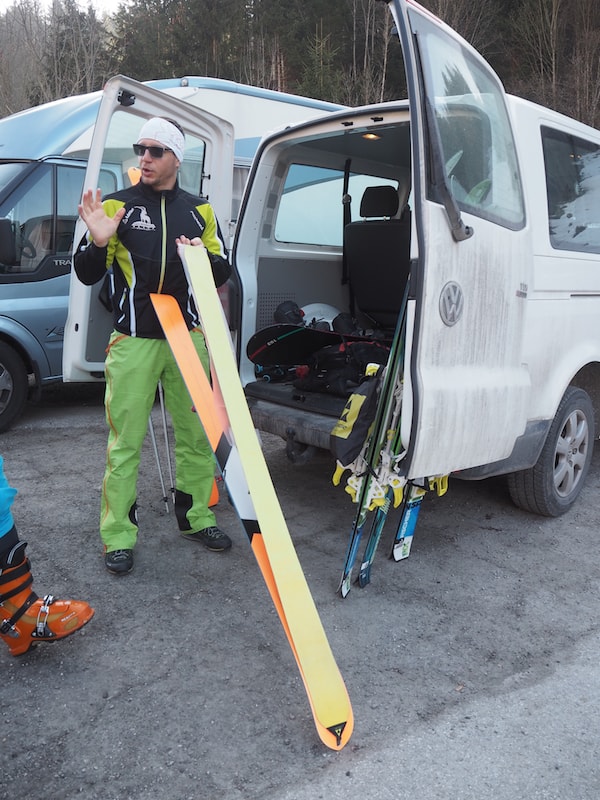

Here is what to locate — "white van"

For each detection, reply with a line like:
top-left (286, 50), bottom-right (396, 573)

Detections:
top-left (0, 75), bottom-right (342, 430)
top-left (65, 1), bottom-right (600, 517)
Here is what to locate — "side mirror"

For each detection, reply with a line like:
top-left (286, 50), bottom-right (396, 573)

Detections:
top-left (0, 218), bottom-right (17, 266)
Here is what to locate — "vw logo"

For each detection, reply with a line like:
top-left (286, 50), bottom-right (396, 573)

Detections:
top-left (439, 281), bottom-right (464, 326)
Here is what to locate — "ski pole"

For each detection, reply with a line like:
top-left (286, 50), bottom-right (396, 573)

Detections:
top-left (158, 381), bottom-right (176, 506)
top-left (148, 415), bottom-right (169, 513)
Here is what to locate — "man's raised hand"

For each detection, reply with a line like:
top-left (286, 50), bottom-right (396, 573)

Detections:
top-left (78, 188), bottom-right (125, 248)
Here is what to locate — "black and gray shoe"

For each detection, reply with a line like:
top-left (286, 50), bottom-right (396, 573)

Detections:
top-left (180, 527), bottom-right (232, 552)
top-left (105, 549), bottom-right (134, 575)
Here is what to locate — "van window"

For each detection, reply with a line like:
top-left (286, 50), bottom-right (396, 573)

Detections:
top-left (274, 164), bottom-right (398, 246)
top-left (103, 109), bottom-right (206, 197)
top-left (231, 164), bottom-right (250, 223)
top-left (413, 10), bottom-right (525, 229)
top-left (0, 163), bottom-right (53, 273)
top-left (0, 162), bottom-right (29, 188)
top-left (542, 126), bottom-right (600, 254)
top-left (0, 163), bottom-right (116, 275)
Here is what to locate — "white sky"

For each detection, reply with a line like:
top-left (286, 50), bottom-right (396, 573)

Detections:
top-left (37, 0), bottom-right (128, 16)
top-left (89, 0), bottom-right (129, 16)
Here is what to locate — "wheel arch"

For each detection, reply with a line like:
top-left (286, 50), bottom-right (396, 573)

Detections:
top-left (0, 317), bottom-right (49, 387)
top-left (569, 361), bottom-right (600, 440)
top-left (506, 383), bottom-right (595, 516)
top-left (456, 361), bottom-right (600, 481)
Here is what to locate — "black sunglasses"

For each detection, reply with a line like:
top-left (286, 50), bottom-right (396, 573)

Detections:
top-left (133, 143), bottom-right (175, 158)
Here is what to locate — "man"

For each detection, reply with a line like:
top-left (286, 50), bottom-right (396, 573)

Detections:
top-left (74, 117), bottom-right (232, 576)
top-left (0, 456), bottom-right (94, 656)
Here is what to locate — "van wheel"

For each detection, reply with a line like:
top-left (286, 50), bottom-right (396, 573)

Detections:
top-left (0, 343), bottom-right (28, 433)
top-left (507, 386), bottom-right (594, 517)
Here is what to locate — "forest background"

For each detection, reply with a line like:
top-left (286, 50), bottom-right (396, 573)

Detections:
top-left (1, 0), bottom-right (599, 128)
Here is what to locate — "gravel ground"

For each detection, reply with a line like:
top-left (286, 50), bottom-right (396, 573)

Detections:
top-left (1, 383), bottom-right (599, 800)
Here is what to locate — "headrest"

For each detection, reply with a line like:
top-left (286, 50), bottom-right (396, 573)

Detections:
top-left (360, 185), bottom-right (399, 218)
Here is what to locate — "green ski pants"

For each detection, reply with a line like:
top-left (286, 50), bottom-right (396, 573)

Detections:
top-left (100, 329), bottom-right (216, 552)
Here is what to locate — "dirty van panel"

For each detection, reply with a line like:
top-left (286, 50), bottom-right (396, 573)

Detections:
top-left (389, 0), bottom-right (531, 478)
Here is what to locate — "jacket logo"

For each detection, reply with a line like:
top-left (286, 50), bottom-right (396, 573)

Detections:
top-left (439, 281), bottom-right (464, 326)
top-left (190, 209), bottom-right (205, 233)
top-left (127, 206), bottom-right (155, 231)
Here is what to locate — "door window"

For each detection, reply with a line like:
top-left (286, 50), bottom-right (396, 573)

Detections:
top-left (0, 164), bottom-right (53, 273)
top-left (274, 164), bottom-right (399, 246)
top-left (0, 163), bottom-right (116, 275)
top-left (103, 109), bottom-right (207, 196)
top-left (411, 9), bottom-right (525, 229)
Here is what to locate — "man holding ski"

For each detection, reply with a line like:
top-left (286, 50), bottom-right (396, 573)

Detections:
top-left (74, 117), bottom-right (232, 575)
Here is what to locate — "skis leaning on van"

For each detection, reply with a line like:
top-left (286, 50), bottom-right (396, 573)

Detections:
top-left (333, 285), bottom-right (410, 597)
top-left (150, 247), bottom-right (353, 751)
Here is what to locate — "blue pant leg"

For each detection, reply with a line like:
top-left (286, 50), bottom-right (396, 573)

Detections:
top-left (0, 456), bottom-right (17, 539)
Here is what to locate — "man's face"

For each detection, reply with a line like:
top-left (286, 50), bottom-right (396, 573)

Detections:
top-left (137, 139), bottom-right (180, 191)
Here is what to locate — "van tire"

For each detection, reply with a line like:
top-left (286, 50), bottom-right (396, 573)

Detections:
top-left (0, 342), bottom-right (28, 433)
top-left (507, 386), bottom-right (594, 517)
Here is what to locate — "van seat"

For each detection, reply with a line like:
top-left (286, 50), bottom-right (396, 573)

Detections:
top-left (20, 216), bottom-right (76, 271)
top-left (343, 185), bottom-right (411, 330)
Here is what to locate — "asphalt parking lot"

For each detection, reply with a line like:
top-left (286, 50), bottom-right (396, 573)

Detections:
top-left (1, 382), bottom-right (599, 800)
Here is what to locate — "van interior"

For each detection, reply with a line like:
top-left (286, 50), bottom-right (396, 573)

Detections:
top-left (238, 108), bottom-right (414, 448)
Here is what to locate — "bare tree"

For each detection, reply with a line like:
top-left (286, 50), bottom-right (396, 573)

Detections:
top-left (38, 0), bottom-right (112, 103)
top-left (0, 0), bottom-right (114, 117)
top-left (421, 0), bottom-right (502, 56)
top-left (342, 0), bottom-right (393, 106)
top-left (0, 1), bottom-right (48, 116)
top-left (511, 0), bottom-right (567, 110)
top-left (568, 0), bottom-right (600, 126)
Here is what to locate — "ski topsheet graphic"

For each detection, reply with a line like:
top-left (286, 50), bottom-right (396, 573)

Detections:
top-left (150, 247), bottom-right (353, 750)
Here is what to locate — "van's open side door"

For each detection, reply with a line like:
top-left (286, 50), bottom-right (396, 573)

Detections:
top-left (63, 75), bottom-right (234, 382)
top-left (390, 0), bottom-right (532, 477)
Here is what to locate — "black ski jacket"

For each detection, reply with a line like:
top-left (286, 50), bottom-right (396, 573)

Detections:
top-left (73, 181), bottom-right (231, 338)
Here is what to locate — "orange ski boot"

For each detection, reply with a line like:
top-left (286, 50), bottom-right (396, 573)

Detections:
top-left (0, 549), bottom-right (94, 657)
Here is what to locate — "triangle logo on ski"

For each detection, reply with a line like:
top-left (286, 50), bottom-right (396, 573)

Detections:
top-left (150, 244), bottom-right (353, 751)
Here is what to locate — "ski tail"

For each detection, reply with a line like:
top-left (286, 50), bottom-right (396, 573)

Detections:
top-left (338, 505), bottom-right (367, 597)
top-left (390, 477), bottom-right (448, 562)
top-left (357, 491), bottom-right (393, 587)
top-left (391, 484), bottom-right (425, 561)
top-left (250, 532), bottom-right (350, 748)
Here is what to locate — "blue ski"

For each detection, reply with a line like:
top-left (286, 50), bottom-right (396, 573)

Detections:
top-left (390, 484), bottom-right (426, 561)
top-left (356, 491), bottom-right (392, 587)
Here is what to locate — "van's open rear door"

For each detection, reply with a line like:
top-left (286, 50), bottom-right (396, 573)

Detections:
top-left (63, 75), bottom-right (233, 382)
top-left (391, 1), bottom-right (532, 477)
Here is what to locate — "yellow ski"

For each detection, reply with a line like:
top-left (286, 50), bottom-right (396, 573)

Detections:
top-left (151, 251), bottom-right (353, 750)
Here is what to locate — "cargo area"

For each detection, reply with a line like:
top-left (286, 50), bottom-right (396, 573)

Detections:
top-left (234, 106), bottom-right (414, 456)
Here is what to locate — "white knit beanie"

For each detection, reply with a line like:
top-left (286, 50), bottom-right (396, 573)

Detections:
top-left (137, 118), bottom-right (185, 162)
